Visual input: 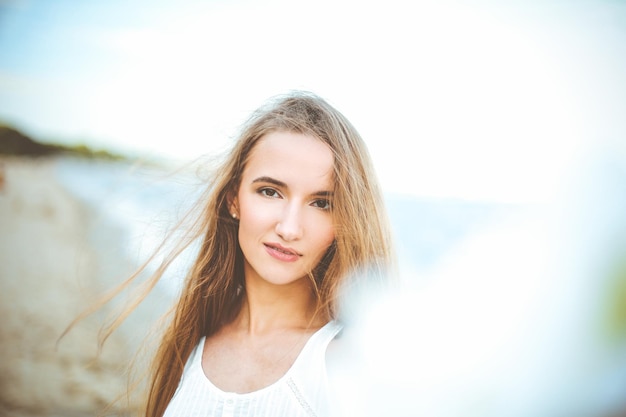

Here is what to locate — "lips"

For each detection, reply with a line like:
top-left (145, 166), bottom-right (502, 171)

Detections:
top-left (264, 243), bottom-right (301, 262)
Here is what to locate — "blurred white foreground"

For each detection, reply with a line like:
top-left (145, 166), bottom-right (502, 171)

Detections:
top-left (330, 140), bottom-right (626, 417)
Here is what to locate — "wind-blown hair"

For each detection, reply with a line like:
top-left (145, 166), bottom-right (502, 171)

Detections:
top-left (127, 91), bottom-right (394, 417)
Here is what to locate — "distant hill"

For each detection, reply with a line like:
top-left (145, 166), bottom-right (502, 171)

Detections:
top-left (0, 125), bottom-right (125, 160)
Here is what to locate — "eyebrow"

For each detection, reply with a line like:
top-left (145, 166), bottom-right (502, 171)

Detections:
top-left (252, 176), bottom-right (334, 197)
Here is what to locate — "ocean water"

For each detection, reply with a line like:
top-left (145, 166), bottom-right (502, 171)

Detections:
top-left (54, 157), bottom-right (203, 294)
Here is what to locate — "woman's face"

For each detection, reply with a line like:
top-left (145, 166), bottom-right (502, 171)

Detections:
top-left (232, 130), bottom-right (335, 289)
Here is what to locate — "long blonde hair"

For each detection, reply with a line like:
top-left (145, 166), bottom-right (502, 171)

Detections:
top-left (100, 91), bottom-right (395, 416)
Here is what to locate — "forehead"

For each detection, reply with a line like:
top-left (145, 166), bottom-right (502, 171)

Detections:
top-left (243, 131), bottom-right (334, 188)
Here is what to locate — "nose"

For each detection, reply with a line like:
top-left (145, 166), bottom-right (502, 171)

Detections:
top-left (275, 204), bottom-right (303, 242)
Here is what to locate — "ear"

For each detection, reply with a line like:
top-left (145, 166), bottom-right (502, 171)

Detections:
top-left (227, 191), bottom-right (239, 219)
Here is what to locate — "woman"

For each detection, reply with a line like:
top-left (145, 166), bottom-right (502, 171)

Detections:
top-left (120, 92), bottom-right (395, 416)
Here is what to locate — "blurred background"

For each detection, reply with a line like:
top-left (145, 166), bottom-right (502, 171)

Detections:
top-left (1, 0), bottom-right (625, 416)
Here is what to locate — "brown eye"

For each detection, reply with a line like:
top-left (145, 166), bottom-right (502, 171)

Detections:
top-left (312, 199), bottom-right (331, 210)
top-left (259, 188), bottom-right (280, 198)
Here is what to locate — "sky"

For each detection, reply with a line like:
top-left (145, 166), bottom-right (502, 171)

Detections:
top-left (1, 0), bottom-right (625, 203)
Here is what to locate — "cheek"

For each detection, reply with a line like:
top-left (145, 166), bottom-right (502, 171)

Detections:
top-left (237, 192), bottom-right (270, 228)
top-left (238, 206), bottom-right (268, 239)
top-left (237, 199), bottom-right (258, 243)
top-left (313, 221), bottom-right (335, 252)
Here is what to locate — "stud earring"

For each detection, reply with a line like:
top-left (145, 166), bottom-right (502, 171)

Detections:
top-left (231, 212), bottom-right (238, 219)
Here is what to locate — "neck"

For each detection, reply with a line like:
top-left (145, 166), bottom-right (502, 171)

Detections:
top-left (233, 277), bottom-right (326, 336)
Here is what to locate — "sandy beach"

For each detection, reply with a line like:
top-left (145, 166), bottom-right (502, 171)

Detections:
top-left (0, 157), bottom-right (172, 417)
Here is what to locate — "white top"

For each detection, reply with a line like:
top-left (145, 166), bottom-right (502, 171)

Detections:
top-left (163, 321), bottom-right (343, 417)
